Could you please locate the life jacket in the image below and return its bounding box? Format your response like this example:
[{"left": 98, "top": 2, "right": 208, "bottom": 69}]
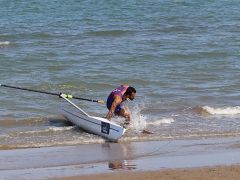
[
  {"left": 111, "top": 85, "right": 128, "bottom": 96},
  {"left": 106, "top": 85, "right": 129, "bottom": 110}
]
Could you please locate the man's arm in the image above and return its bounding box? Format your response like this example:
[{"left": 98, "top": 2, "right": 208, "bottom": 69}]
[{"left": 106, "top": 95, "right": 122, "bottom": 120}]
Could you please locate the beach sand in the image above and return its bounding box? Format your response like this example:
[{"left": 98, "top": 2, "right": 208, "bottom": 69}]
[
  {"left": 1, "top": 136, "right": 240, "bottom": 179},
  {"left": 56, "top": 165, "right": 240, "bottom": 180}
]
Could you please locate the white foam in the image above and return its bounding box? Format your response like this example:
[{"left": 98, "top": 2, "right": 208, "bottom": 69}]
[
  {"left": 15, "top": 126, "right": 74, "bottom": 135},
  {"left": 48, "top": 126, "right": 74, "bottom": 131},
  {"left": 147, "top": 118, "right": 175, "bottom": 125},
  {"left": 202, "top": 106, "right": 240, "bottom": 115},
  {"left": 0, "top": 41, "right": 10, "bottom": 45}
]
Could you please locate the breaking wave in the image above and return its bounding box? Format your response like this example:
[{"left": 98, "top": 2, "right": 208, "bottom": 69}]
[
  {"left": 147, "top": 118, "right": 175, "bottom": 125},
  {"left": 0, "top": 41, "right": 10, "bottom": 46},
  {"left": 202, "top": 106, "right": 240, "bottom": 115}
]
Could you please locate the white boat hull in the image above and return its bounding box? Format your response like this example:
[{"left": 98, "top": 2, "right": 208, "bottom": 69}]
[
  {"left": 60, "top": 94, "right": 126, "bottom": 141},
  {"left": 62, "top": 108, "right": 126, "bottom": 141}
]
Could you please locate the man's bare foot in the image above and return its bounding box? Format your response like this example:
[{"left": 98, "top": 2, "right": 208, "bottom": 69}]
[
  {"left": 122, "top": 120, "right": 130, "bottom": 128},
  {"left": 142, "top": 129, "right": 154, "bottom": 134},
  {"left": 124, "top": 121, "right": 130, "bottom": 125}
]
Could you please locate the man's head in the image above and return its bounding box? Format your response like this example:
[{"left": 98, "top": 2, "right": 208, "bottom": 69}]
[{"left": 125, "top": 86, "right": 136, "bottom": 101}]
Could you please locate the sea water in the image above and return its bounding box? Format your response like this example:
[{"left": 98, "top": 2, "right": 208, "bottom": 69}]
[{"left": 0, "top": 0, "right": 240, "bottom": 148}]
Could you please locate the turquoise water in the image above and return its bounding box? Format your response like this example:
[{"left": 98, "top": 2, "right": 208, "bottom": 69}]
[{"left": 0, "top": 0, "right": 240, "bottom": 148}]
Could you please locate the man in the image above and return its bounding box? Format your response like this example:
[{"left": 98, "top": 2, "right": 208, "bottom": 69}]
[{"left": 106, "top": 85, "right": 136, "bottom": 125}]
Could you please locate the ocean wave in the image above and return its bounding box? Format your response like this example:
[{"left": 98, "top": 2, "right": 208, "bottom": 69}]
[
  {"left": 10, "top": 126, "right": 75, "bottom": 137},
  {"left": 0, "top": 116, "right": 70, "bottom": 127},
  {"left": 120, "top": 131, "right": 240, "bottom": 144},
  {"left": 0, "top": 117, "right": 47, "bottom": 127},
  {"left": 0, "top": 41, "right": 10, "bottom": 46},
  {"left": 147, "top": 118, "right": 175, "bottom": 125},
  {"left": 2, "top": 128, "right": 240, "bottom": 150},
  {"left": 202, "top": 106, "right": 240, "bottom": 115},
  {"left": 0, "top": 32, "right": 55, "bottom": 41},
  {"left": 0, "top": 134, "right": 105, "bottom": 150},
  {"left": 86, "top": 29, "right": 133, "bottom": 37}
]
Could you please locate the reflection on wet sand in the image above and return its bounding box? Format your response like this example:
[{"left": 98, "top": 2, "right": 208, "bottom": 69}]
[
  {"left": 109, "top": 160, "right": 137, "bottom": 170},
  {"left": 102, "top": 143, "right": 137, "bottom": 170}
]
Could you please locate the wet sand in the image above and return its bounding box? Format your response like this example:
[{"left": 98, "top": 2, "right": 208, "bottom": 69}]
[
  {"left": 1, "top": 136, "right": 240, "bottom": 179},
  {"left": 57, "top": 165, "right": 240, "bottom": 180}
]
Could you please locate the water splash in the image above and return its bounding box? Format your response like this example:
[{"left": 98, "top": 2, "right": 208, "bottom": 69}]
[{"left": 127, "top": 103, "right": 147, "bottom": 132}]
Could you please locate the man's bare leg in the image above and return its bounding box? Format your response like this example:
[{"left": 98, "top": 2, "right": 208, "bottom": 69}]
[{"left": 118, "top": 109, "right": 130, "bottom": 125}]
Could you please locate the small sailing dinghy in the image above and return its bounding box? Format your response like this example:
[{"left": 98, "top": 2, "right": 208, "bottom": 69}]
[
  {"left": 60, "top": 94, "right": 126, "bottom": 141},
  {"left": 0, "top": 84, "right": 126, "bottom": 141}
]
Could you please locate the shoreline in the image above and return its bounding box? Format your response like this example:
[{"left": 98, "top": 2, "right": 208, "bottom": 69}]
[{"left": 1, "top": 136, "right": 240, "bottom": 179}]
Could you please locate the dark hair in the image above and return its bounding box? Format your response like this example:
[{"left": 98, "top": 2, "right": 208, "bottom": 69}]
[{"left": 125, "top": 86, "right": 136, "bottom": 96}]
